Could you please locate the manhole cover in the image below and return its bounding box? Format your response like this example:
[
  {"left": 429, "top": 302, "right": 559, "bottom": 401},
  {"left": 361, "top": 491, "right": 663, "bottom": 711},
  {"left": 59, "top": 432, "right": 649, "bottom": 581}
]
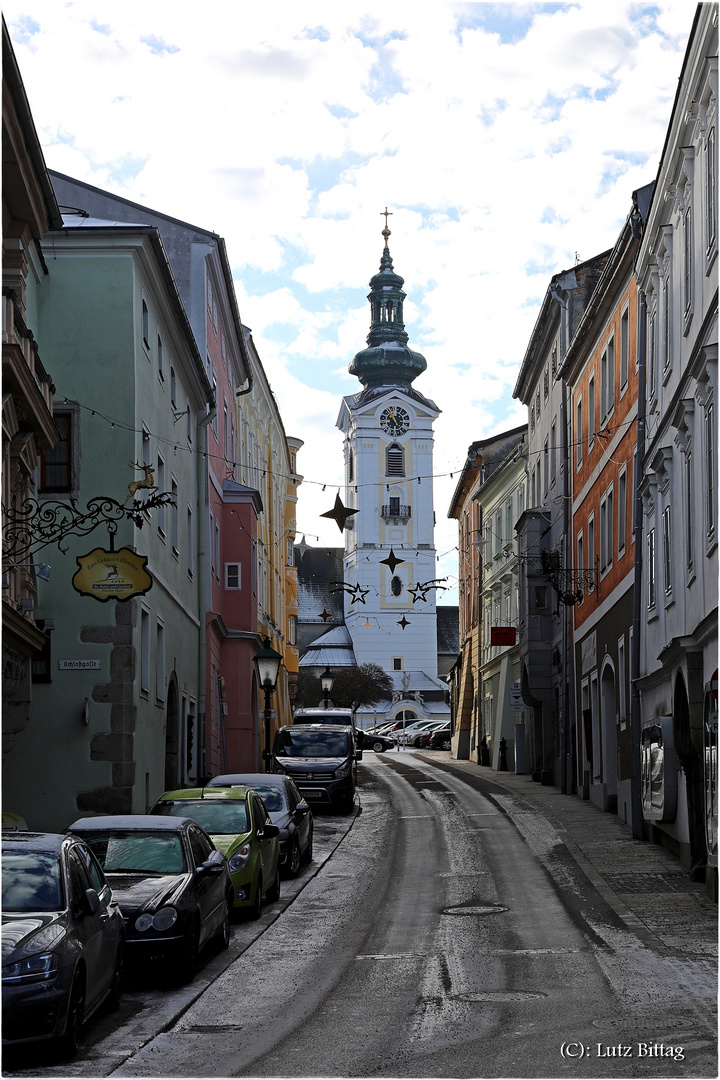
[{"left": 443, "top": 903, "right": 508, "bottom": 916}]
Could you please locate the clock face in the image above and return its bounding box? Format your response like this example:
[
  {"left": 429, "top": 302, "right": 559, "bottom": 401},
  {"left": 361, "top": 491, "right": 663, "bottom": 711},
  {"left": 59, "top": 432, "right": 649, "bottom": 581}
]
[{"left": 380, "top": 406, "right": 410, "bottom": 435}]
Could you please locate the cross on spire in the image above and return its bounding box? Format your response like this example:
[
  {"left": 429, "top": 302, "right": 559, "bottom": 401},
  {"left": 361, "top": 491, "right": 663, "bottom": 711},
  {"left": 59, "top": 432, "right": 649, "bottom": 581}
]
[{"left": 381, "top": 206, "right": 392, "bottom": 243}]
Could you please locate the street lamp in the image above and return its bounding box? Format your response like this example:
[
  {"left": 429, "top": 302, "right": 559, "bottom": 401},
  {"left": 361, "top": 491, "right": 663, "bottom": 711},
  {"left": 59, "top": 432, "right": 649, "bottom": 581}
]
[
  {"left": 253, "top": 637, "right": 283, "bottom": 767},
  {"left": 320, "top": 666, "right": 334, "bottom": 710}
]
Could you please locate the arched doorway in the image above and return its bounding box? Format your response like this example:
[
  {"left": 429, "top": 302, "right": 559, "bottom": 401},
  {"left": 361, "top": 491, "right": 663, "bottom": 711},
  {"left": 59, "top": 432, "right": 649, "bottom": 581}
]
[
  {"left": 674, "top": 670, "right": 706, "bottom": 873},
  {"left": 600, "top": 660, "right": 618, "bottom": 811},
  {"left": 165, "top": 677, "right": 180, "bottom": 792}
]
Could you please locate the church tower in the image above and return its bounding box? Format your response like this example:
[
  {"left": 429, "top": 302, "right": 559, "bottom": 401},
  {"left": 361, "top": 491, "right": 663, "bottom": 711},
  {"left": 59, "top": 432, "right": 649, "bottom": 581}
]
[{"left": 336, "top": 213, "right": 442, "bottom": 690}]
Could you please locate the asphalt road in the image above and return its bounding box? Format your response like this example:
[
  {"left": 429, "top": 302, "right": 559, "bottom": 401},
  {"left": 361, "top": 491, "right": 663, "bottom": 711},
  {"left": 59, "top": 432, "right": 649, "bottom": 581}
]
[{"left": 6, "top": 753, "right": 717, "bottom": 1078}]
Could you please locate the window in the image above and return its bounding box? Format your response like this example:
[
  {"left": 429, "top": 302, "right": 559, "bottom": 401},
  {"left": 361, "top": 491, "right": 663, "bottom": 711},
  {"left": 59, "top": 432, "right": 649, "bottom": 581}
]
[
  {"left": 617, "top": 467, "right": 627, "bottom": 556},
  {"left": 170, "top": 367, "right": 176, "bottom": 407},
  {"left": 530, "top": 403, "right": 535, "bottom": 432},
  {"left": 187, "top": 400, "right": 193, "bottom": 444},
  {"left": 171, "top": 477, "right": 179, "bottom": 553},
  {"left": 683, "top": 205, "right": 693, "bottom": 320},
  {"left": 225, "top": 563, "right": 241, "bottom": 589},
  {"left": 632, "top": 446, "right": 638, "bottom": 539},
  {"left": 157, "top": 454, "right": 166, "bottom": 535},
  {"left": 288, "top": 615, "right": 296, "bottom": 646},
  {"left": 576, "top": 397, "right": 583, "bottom": 468},
  {"left": 577, "top": 531, "right": 584, "bottom": 604},
  {"left": 140, "top": 608, "right": 150, "bottom": 694},
  {"left": 707, "top": 124, "right": 716, "bottom": 255},
  {"left": 156, "top": 620, "right": 165, "bottom": 702},
  {"left": 648, "top": 308, "right": 657, "bottom": 400},
  {"left": 618, "top": 636, "right": 626, "bottom": 730},
  {"left": 588, "top": 377, "right": 595, "bottom": 449},
  {"left": 550, "top": 419, "right": 557, "bottom": 486},
  {"left": 157, "top": 335, "right": 164, "bottom": 381},
  {"left": 662, "top": 505, "right": 672, "bottom": 596},
  {"left": 600, "top": 486, "right": 614, "bottom": 574},
  {"left": 647, "top": 529, "right": 656, "bottom": 609},
  {"left": 187, "top": 506, "right": 194, "bottom": 576},
  {"left": 706, "top": 402, "right": 715, "bottom": 541},
  {"left": 348, "top": 451, "right": 354, "bottom": 482},
  {"left": 620, "top": 308, "right": 629, "bottom": 390},
  {"left": 662, "top": 277, "right": 671, "bottom": 375},
  {"left": 588, "top": 513, "right": 595, "bottom": 574},
  {"left": 495, "top": 509, "right": 502, "bottom": 552},
  {"left": 223, "top": 399, "right": 229, "bottom": 461},
  {"left": 391, "top": 575, "right": 403, "bottom": 596},
  {"left": 543, "top": 437, "right": 549, "bottom": 497},
  {"left": 535, "top": 388, "right": 541, "bottom": 420},
  {"left": 142, "top": 299, "right": 149, "bottom": 349},
  {"left": 505, "top": 498, "right": 513, "bottom": 543},
  {"left": 41, "top": 410, "right": 72, "bottom": 491},
  {"left": 209, "top": 509, "right": 215, "bottom": 576},
  {"left": 386, "top": 444, "right": 404, "bottom": 476},
  {"left": 601, "top": 337, "right": 614, "bottom": 421},
  {"left": 389, "top": 496, "right": 400, "bottom": 515},
  {"left": 543, "top": 364, "right": 549, "bottom": 401},
  {"left": 392, "top": 657, "right": 403, "bottom": 671},
  {"left": 685, "top": 446, "right": 693, "bottom": 571},
  {"left": 215, "top": 521, "right": 221, "bottom": 582},
  {"left": 287, "top": 538, "right": 294, "bottom": 566},
  {"left": 212, "top": 374, "right": 218, "bottom": 437}
]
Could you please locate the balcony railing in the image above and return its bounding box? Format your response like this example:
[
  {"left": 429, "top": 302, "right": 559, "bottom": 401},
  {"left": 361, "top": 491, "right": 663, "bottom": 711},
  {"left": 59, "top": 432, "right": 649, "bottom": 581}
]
[{"left": 381, "top": 504, "right": 411, "bottom": 521}]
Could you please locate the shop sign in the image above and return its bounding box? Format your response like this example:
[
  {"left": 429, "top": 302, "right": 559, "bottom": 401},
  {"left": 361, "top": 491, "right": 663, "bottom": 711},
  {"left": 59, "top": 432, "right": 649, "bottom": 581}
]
[
  {"left": 72, "top": 547, "right": 152, "bottom": 602},
  {"left": 491, "top": 626, "right": 516, "bottom": 646}
]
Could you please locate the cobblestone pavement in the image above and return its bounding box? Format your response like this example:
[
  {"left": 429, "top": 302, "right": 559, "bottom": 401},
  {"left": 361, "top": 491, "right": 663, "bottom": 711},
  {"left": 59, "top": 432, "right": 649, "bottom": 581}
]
[{"left": 417, "top": 751, "right": 718, "bottom": 960}]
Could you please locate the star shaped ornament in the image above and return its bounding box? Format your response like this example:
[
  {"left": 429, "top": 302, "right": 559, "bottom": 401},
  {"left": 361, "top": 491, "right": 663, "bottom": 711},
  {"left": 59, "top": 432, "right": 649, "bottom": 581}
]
[
  {"left": 397, "top": 615, "right": 411, "bottom": 630},
  {"left": 320, "top": 494, "right": 359, "bottom": 532},
  {"left": 318, "top": 609, "right": 332, "bottom": 622},
  {"left": 380, "top": 548, "right": 404, "bottom": 573}
]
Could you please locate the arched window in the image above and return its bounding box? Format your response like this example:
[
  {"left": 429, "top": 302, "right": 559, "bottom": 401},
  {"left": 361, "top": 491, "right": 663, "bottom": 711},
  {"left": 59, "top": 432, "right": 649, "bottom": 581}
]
[{"left": 386, "top": 444, "right": 404, "bottom": 476}]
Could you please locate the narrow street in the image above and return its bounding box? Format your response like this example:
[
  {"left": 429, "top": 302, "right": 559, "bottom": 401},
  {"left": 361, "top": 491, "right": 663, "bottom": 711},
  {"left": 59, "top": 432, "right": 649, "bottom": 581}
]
[{"left": 6, "top": 755, "right": 717, "bottom": 1079}]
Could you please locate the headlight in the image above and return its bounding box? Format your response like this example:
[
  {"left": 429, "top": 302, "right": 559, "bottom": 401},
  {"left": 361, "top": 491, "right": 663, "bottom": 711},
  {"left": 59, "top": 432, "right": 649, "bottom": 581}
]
[
  {"left": 334, "top": 763, "right": 350, "bottom": 779},
  {"left": 229, "top": 842, "right": 252, "bottom": 872},
  {"left": 135, "top": 907, "right": 178, "bottom": 932},
  {"left": 2, "top": 953, "right": 59, "bottom": 985}
]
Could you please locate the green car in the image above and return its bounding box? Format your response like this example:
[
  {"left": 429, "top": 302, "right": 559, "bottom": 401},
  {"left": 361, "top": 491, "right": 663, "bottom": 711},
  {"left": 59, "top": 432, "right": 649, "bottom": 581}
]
[{"left": 150, "top": 787, "right": 280, "bottom": 918}]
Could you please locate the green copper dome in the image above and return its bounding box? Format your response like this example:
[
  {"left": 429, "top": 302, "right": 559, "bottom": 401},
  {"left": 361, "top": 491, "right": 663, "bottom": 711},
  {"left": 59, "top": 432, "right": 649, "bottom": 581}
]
[{"left": 348, "top": 217, "right": 427, "bottom": 389}]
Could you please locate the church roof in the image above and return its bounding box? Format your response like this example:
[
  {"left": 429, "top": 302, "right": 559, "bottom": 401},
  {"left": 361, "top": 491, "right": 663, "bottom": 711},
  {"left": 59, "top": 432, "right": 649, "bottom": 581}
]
[
  {"left": 348, "top": 218, "right": 427, "bottom": 390},
  {"left": 299, "top": 625, "right": 357, "bottom": 668},
  {"left": 436, "top": 606, "right": 460, "bottom": 656},
  {"left": 345, "top": 383, "right": 439, "bottom": 413},
  {"left": 295, "top": 545, "right": 345, "bottom": 623}
]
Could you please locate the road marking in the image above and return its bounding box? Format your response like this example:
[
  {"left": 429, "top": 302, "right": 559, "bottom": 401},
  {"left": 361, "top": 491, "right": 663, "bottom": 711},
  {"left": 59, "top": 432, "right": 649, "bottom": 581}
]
[
  {"left": 356, "top": 953, "right": 427, "bottom": 960},
  {"left": 399, "top": 814, "right": 432, "bottom": 818}
]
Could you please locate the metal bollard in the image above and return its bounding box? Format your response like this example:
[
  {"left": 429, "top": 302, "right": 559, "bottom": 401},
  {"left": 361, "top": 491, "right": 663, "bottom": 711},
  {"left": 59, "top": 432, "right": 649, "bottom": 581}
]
[{"left": 499, "top": 737, "right": 508, "bottom": 771}]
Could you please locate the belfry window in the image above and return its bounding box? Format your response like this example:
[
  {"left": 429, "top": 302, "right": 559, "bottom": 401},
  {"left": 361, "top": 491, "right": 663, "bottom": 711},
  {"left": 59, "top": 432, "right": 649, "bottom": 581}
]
[{"left": 387, "top": 444, "right": 404, "bottom": 476}]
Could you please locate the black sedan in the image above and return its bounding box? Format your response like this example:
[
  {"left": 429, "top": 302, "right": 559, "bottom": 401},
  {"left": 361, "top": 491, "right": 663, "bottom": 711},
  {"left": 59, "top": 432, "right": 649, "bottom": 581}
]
[
  {"left": 359, "top": 731, "right": 396, "bottom": 753},
  {"left": 207, "top": 774, "right": 313, "bottom": 878},
  {"left": 2, "top": 831, "right": 124, "bottom": 1057},
  {"left": 66, "top": 815, "right": 232, "bottom": 983}
]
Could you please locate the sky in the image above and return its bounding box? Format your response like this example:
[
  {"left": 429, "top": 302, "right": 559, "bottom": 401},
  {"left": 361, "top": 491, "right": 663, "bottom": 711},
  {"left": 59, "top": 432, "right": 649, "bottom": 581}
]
[{"left": 4, "top": 1, "right": 696, "bottom": 604}]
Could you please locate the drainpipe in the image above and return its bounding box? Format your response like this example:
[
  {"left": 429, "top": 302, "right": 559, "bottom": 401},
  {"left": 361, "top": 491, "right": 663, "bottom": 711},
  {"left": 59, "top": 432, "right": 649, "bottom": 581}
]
[
  {"left": 630, "top": 291, "right": 647, "bottom": 839},
  {"left": 550, "top": 281, "right": 573, "bottom": 795},
  {"left": 197, "top": 407, "right": 217, "bottom": 781}
]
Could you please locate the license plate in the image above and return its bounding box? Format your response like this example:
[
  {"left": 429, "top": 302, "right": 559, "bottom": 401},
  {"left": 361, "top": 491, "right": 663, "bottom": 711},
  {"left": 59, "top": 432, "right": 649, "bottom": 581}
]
[{"left": 302, "top": 789, "right": 327, "bottom": 799}]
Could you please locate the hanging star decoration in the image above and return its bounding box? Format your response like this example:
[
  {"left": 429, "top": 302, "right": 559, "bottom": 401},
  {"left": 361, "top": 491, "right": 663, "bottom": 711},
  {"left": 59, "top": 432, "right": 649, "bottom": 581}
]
[
  {"left": 397, "top": 615, "right": 411, "bottom": 630},
  {"left": 320, "top": 494, "right": 358, "bottom": 532},
  {"left": 318, "top": 609, "right": 333, "bottom": 622},
  {"left": 330, "top": 581, "right": 371, "bottom": 605},
  {"left": 362, "top": 618, "right": 373, "bottom": 630},
  {"left": 408, "top": 578, "right": 449, "bottom": 604},
  {"left": 380, "top": 548, "right": 405, "bottom": 573}
]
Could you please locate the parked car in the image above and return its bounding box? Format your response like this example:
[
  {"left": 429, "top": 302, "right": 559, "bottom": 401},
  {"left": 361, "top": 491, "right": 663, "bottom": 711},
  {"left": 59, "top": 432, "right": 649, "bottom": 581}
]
[
  {"left": 206, "top": 774, "right": 312, "bottom": 878},
  {"left": 428, "top": 726, "right": 452, "bottom": 751},
  {"left": 150, "top": 788, "right": 280, "bottom": 918},
  {"left": 273, "top": 724, "right": 359, "bottom": 812},
  {"left": 397, "top": 720, "right": 447, "bottom": 745},
  {"left": 66, "top": 815, "right": 231, "bottom": 982},
  {"left": 407, "top": 721, "right": 450, "bottom": 747},
  {"left": 2, "top": 831, "right": 124, "bottom": 1057},
  {"left": 361, "top": 731, "right": 396, "bottom": 753}
]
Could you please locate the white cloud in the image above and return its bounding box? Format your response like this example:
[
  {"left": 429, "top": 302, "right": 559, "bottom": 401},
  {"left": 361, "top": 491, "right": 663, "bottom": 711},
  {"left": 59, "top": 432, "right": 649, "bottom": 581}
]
[{"left": 3, "top": 0, "right": 695, "bottom": 599}]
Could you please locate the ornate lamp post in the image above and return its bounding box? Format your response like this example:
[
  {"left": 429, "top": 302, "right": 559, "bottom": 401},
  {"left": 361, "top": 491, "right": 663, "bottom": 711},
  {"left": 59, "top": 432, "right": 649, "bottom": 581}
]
[
  {"left": 253, "top": 638, "right": 283, "bottom": 767},
  {"left": 320, "top": 666, "right": 334, "bottom": 710}
]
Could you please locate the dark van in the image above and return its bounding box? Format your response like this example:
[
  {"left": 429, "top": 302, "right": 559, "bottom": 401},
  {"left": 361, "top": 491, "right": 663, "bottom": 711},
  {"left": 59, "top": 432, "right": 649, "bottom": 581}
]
[{"left": 272, "top": 724, "right": 360, "bottom": 813}]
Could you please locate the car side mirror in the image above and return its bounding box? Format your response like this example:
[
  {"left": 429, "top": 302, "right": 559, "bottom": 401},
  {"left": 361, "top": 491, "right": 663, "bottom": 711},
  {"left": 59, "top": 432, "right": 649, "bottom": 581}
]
[
  {"left": 261, "top": 823, "right": 280, "bottom": 839},
  {"left": 355, "top": 750, "right": 363, "bottom": 761},
  {"left": 356, "top": 731, "right": 365, "bottom": 749},
  {"left": 81, "top": 887, "right": 100, "bottom": 917},
  {"left": 295, "top": 800, "right": 310, "bottom": 816},
  {"left": 198, "top": 849, "right": 226, "bottom": 875}
]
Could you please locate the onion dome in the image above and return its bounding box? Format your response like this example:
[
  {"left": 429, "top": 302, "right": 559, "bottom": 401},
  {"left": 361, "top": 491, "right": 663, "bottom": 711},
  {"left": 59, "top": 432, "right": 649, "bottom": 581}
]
[{"left": 348, "top": 210, "right": 427, "bottom": 389}]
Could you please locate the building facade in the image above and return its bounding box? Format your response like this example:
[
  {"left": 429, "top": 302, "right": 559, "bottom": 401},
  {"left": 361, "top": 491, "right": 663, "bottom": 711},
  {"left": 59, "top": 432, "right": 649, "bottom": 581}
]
[{"left": 635, "top": 3, "right": 718, "bottom": 880}]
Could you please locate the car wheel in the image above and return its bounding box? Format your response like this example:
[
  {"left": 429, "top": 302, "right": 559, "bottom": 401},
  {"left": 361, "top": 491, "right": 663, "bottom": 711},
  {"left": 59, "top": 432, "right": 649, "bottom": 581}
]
[
  {"left": 57, "top": 969, "right": 85, "bottom": 1058},
  {"left": 249, "top": 875, "right": 263, "bottom": 920},
  {"left": 302, "top": 824, "right": 314, "bottom": 864},
  {"left": 287, "top": 838, "right": 301, "bottom": 877},
  {"left": 441, "top": 737, "right": 451, "bottom": 751},
  {"left": 216, "top": 898, "right": 231, "bottom": 951},
  {"left": 372, "top": 740, "right": 385, "bottom": 752},
  {"left": 177, "top": 918, "right": 200, "bottom": 983},
  {"left": 107, "top": 944, "right": 123, "bottom": 1012},
  {"left": 267, "top": 865, "right": 281, "bottom": 902}
]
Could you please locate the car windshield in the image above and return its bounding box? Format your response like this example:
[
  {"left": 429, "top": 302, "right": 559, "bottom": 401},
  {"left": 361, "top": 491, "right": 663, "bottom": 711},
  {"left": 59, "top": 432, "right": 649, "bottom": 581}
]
[
  {"left": 276, "top": 730, "right": 349, "bottom": 758},
  {"left": 2, "top": 850, "right": 63, "bottom": 912},
  {"left": 82, "top": 832, "right": 186, "bottom": 874},
  {"left": 153, "top": 800, "right": 249, "bottom": 835},
  {"left": 244, "top": 786, "right": 286, "bottom": 812}
]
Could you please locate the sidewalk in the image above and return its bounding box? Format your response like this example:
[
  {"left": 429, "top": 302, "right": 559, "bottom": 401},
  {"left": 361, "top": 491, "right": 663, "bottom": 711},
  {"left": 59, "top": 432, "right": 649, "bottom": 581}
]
[{"left": 418, "top": 751, "right": 718, "bottom": 959}]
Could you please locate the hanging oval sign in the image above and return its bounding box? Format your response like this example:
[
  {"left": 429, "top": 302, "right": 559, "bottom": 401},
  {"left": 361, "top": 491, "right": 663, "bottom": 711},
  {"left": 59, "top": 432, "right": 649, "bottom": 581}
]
[{"left": 72, "top": 547, "right": 153, "bottom": 602}]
